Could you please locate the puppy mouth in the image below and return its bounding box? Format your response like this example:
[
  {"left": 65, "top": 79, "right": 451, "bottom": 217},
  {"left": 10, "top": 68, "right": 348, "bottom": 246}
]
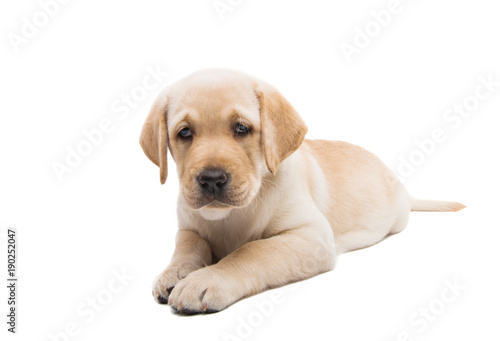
[
  {"left": 196, "top": 191, "right": 247, "bottom": 209},
  {"left": 183, "top": 185, "right": 253, "bottom": 210},
  {"left": 201, "top": 200, "right": 233, "bottom": 209},
  {"left": 197, "top": 200, "right": 236, "bottom": 221}
]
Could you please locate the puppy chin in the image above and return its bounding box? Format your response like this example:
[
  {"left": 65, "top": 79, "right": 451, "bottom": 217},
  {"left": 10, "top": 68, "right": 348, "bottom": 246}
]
[{"left": 198, "top": 205, "right": 233, "bottom": 221}]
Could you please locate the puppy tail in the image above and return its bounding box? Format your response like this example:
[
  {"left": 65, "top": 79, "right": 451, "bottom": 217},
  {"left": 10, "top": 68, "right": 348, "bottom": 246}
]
[{"left": 410, "top": 198, "right": 466, "bottom": 212}]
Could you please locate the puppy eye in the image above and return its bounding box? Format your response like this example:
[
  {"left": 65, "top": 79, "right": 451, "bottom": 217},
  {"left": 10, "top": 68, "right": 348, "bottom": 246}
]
[
  {"left": 235, "top": 123, "right": 250, "bottom": 135},
  {"left": 178, "top": 127, "right": 192, "bottom": 138}
]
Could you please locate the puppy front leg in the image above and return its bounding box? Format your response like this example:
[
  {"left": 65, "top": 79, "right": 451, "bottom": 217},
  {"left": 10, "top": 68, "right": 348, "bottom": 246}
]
[
  {"left": 168, "top": 227, "right": 336, "bottom": 313},
  {"left": 152, "top": 230, "right": 212, "bottom": 304}
]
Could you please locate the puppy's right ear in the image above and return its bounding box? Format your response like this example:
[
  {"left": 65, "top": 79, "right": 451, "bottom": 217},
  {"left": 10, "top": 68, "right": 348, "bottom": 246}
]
[{"left": 139, "top": 88, "right": 169, "bottom": 184}]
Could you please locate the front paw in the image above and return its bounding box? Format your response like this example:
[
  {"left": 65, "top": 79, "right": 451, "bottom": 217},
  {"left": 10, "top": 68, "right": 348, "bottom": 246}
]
[
  {"left": 168, "top": 267, "right": 237, "bottom": 314},
  {"left": 152, "top": 262, "right": 200, "bottom": 304}
]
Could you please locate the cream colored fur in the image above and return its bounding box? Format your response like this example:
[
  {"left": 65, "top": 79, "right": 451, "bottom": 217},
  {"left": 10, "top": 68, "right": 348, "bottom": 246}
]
[{"left": 139, "top": 69, "right": 465, "bottom": 313}]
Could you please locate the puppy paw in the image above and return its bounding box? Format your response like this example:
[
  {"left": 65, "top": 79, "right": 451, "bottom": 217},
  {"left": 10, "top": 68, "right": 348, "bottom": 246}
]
[
  {"left": 168, "top": 267, "right": 237, "bottom": 314},
  {"left": 152, "top": 262, "right": 201, "bottom": 304}
]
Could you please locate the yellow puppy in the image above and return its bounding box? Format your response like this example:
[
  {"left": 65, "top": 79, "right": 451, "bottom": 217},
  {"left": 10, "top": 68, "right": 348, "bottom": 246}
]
[{"left": 140, "top": 69, "right": 465, "bottom": 313}]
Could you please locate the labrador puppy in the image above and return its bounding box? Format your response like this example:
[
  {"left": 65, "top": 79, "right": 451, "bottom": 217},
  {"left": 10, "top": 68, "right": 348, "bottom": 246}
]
[{"left": 140, "top": 69, "right": 465, "bottom": 314}]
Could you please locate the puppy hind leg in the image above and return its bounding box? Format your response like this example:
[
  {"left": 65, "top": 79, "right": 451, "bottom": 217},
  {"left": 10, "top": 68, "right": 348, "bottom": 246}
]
[
  {"left": 389, "top": 209, "right": 411, "bottom": 235},
  {"left": 334, "top": 228, "right": 390, "bottom": 254}
]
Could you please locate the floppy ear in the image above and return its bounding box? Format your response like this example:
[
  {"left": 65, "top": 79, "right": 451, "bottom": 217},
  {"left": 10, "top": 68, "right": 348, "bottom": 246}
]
[
  {"left": 139, "top": 89, "right": 169, "bottom": 184},
  {"left": 255, "top": 83, "right": 308, "bottom": 174}
]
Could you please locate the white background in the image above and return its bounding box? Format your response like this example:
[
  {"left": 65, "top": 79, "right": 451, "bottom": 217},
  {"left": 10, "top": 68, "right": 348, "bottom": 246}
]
[{"left": 1, "top": 0, "right": 499, "bottom": 340}]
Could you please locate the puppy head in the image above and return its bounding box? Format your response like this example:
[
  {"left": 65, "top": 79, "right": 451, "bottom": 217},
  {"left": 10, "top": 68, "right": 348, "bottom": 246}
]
[{"left": 140, "top": 69, "right": 307, "bottom": 220}]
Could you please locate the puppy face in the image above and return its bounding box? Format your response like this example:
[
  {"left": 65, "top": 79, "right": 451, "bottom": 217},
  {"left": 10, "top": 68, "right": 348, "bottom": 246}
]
[
  {"left": 140, "top": 69, "right": 307, "bottom": 220},
  {"left": 168, "top": 72, "right": 264, "bottom": 215}
]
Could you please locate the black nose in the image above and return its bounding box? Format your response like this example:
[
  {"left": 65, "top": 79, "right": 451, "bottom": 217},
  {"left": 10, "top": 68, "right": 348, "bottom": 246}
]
[{"left": 198, "top": 169, "right": 229, "bottom": 196}]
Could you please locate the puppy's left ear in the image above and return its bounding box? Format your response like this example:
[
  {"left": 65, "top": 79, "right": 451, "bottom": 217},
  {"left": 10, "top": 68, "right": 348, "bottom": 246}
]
[
  {"left": 139, "top": 88, "right": 169, "bottom": 184},
  {"left": 255, "top": 82, "right": 308, "bottom": 174}
]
